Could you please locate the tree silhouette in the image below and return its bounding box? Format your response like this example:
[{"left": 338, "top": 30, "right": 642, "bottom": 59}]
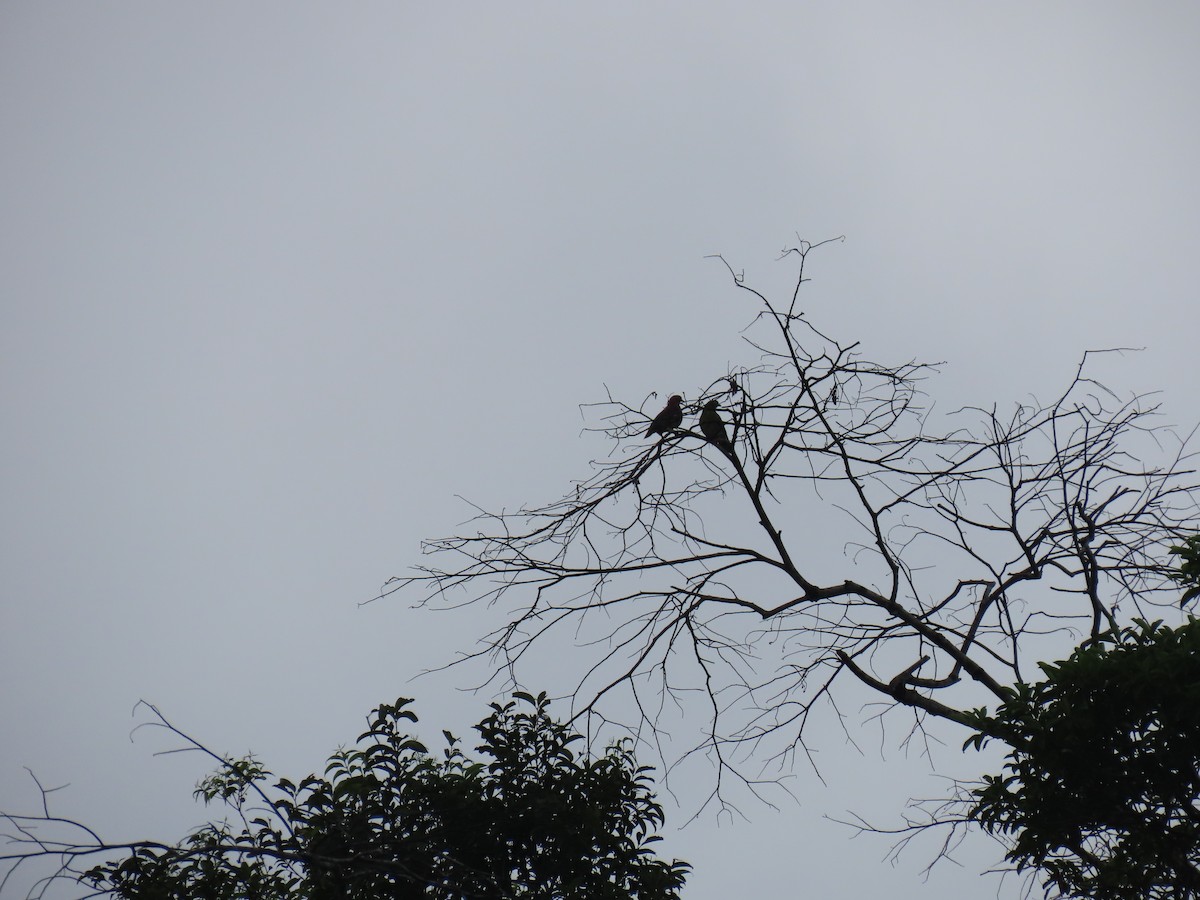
[
  {"left": 1, "top": 694, "right": 688, "bottom": 900},
  {"left": 387, "top": 238, "right": 1197, "bottom": 814},
  {"left": 967, "top": 616, "right": 1200, "bottom": 898}
]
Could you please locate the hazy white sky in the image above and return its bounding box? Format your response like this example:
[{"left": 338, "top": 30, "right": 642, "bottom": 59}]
[{"left": 3, "top": 4, "right": 1199, "bottom": 898}]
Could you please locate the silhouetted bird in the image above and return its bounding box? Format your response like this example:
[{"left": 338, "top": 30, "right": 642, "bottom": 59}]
[
  {"left": 645, "top": 395, "right": 684, "bottom": 437},
  {"left": 699, "top": 399, "right": 734, "bottom": 455}
]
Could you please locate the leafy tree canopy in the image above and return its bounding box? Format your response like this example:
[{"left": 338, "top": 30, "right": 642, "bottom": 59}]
[
  {"left": 967, "top": 615, "right": 1200, "bottom": 899},
  {"left": 2, "top": 693, "right": 689, "bottom": 900}
]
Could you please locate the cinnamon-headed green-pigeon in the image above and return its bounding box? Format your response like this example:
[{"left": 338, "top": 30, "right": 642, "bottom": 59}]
[
  {"left": 645, "top": 395, "right": 684, "bottom": 437},
  {"left": 699, "top": 399, "right": 733, "bottom": 455}
]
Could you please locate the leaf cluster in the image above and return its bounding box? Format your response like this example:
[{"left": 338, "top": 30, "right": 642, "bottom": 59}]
[
  {"left": 966, "top": 618, "right": 1200, "bottom": 899},
  {"left": 81, "top": 693, "right": 688, "bottom": 900},
  {"left": 1170, "top": 535, "right": 1200, "bottom": 606}
]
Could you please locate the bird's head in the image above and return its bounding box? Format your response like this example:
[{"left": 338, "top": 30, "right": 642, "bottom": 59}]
[{"left": 668, "top": 395, "right": 683, "bottom": 406}]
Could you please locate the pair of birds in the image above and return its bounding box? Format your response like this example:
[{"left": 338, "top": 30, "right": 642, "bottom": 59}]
[{"left": 645, "top": 394, "right": 734, "bottom": 455}]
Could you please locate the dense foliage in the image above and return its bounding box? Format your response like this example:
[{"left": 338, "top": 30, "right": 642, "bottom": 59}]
[
  {"left": 4, "top": 693, "right": 688, "bottom": 900},
  {"left": 966, "top": 618, "right": 1200, "bottom": 899}
]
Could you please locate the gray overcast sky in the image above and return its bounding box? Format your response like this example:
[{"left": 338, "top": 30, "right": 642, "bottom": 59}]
[{"left": 3, "top": 4, "right": 1199, "bottom": 898}]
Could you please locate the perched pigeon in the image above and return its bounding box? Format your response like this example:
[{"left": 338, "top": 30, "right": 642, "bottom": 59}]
[
  {"left": 645, "top": 395, "right": 684, "bottom": 437},
  {"left": 699, "top": 399, "right": 733, "bottom": 455}
]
